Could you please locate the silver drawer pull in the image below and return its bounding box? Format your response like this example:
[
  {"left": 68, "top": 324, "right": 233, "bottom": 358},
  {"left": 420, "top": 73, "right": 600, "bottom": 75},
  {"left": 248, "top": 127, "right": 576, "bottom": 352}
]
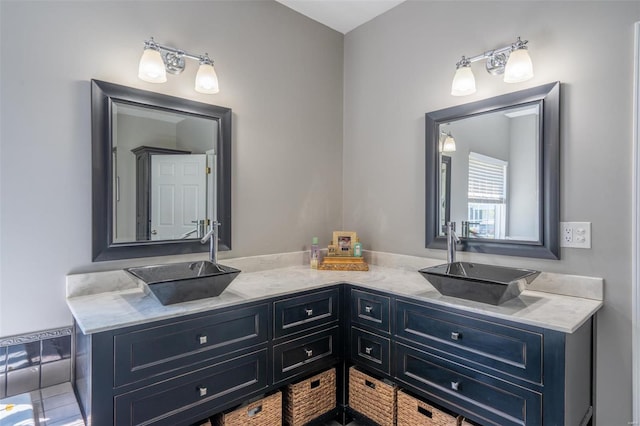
[
  {"left": 198, "top": 386, "right": 208, "bottom": 397},
  {"left": 365, "top": 347, "right": 373, "bottom": 355},
  {"left": 305, "top": 348, "right": 313, "bottom": 357},
  {"left": 364, "top": 305, "right": 373, "bottom": 313},
  {"left": 451, "top": 381, "right": 460, "bottom": 391},
  {"left": 199, "top": 335, "right": 208, "bottom": 345},
  {"left": 305, "top": 308, "right": 313, "bottom": 316},
  {"left": 450, "top": 332, "right": 460, "bottom": 341}
]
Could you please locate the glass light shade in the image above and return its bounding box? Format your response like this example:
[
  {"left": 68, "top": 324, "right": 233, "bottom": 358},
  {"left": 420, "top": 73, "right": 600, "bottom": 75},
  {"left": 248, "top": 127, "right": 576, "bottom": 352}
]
[
  {"left": 138, "top": 48, "right": 167, "bottom": 83},
  {"left": 195, "top": 63, "right": 219, "bottom": 94},
  {"left": 451, "top": 66, "right": 476, "bottom": 96},
  {"left": 504, "top": 49, "right": 534, "bottom": 83},
  {"left": 442, "top": 135, "right": 456, "bottom": 152}
]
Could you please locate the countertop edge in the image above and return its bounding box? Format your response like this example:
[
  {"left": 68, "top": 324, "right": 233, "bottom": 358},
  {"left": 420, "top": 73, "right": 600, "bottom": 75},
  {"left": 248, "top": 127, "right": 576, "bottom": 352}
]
[{"left": 67, "top": 266, "right": 603, "bottom": 335}]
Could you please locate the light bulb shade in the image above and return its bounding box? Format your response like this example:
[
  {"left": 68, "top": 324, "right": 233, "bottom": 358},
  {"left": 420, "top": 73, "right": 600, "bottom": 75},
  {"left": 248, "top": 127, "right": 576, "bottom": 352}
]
[
  {"left": 442, "top": 135, "right": 456, "bottom": 152},
  {"left": 504, "top": 48, "right": 533, "bottom": 83},
  {"left": 451, "top": 66, "right": 476, "bottom": 96},
  {"left": 195, "top": 63, "right": 219, "bottom": 94},
  {"left": 138, "top": 48, "right": 167, "bottom": 83}
]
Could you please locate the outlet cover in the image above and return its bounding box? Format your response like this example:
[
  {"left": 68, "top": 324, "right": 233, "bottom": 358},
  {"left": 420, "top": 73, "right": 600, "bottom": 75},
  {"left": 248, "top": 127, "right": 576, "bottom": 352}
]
[{"left": 560, "top": 222, "right": 591, "bottom": 248}]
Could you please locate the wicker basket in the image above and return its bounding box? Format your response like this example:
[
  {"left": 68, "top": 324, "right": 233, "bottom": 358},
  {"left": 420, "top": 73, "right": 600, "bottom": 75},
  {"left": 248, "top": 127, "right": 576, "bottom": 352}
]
[
  {"left": 284, "top": 368, "right": 336, "bottom": 426},
  {"left": 213, "top": 391, "right": 282, "bottom": 426},
  {"left": 349, "top": 367, "right": 397, "bottom": 426},
  {"left": 397, "top": 389, "right": 459, "bottom": 426}
]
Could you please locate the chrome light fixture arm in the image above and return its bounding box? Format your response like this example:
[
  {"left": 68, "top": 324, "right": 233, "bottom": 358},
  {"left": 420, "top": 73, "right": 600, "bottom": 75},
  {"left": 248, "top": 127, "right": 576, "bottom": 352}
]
[
  {"left": 451, "top": 37, "right": 532, "bottom": 96},
  {"left": 143, "top": 37, "right": 213, "bottom": 74},
  {"left": 139, "top": 37, "right": 220, "bottom": 94}
]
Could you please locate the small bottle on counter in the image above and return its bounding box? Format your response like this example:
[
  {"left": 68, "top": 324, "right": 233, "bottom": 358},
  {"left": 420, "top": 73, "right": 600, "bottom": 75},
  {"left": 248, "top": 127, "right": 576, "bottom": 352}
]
[
  {"left": 310, "top": 237, "right": 320, "bottom": 269},
  {"left": 353, "top": 241, "right": 362, "bottom": 257}
]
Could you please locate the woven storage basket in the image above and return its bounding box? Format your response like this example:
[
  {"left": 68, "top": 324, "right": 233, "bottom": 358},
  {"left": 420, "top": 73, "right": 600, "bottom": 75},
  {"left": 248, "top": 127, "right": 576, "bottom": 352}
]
[
  {"left": 349, "top": 367, "right": 397, "bottom": 426},
  {"left": 397, "top": 389, "right": 459, "bottom": 426},
  {"left": 284, "top": 368, "right": 336, "bottom": 426},
  {"left": 213, "top": 391, "right": 282, "bottom": 426}
]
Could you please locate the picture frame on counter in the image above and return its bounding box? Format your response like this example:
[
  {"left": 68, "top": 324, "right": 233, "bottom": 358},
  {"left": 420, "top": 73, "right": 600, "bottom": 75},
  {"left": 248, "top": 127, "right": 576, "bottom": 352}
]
[{"left": 331, "top": 231, "right": 357, "bottom": 257}]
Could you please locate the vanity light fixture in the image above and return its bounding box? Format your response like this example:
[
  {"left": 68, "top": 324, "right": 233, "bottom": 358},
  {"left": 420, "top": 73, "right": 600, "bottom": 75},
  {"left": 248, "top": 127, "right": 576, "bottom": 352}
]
[
  {"left": 451, "top": 37, "right": 533, "bottom": 96},
  {"left": 138, "top": 37, "right": 220, "bottom": 94},
  {"left": 440, "top": 131, "right": 457, "bottom": 152}
]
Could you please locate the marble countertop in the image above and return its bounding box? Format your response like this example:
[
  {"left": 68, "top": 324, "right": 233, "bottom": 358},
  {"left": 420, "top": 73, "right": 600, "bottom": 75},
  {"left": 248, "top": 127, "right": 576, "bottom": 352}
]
[{"left": 67, "top": 252, "right": 603, "bottom": 335}]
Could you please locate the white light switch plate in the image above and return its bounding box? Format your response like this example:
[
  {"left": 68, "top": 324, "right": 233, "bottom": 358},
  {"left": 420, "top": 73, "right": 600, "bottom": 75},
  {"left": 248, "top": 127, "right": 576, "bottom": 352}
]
[{"left": 560, "top": 222, "right": 591, "bottom": 248}]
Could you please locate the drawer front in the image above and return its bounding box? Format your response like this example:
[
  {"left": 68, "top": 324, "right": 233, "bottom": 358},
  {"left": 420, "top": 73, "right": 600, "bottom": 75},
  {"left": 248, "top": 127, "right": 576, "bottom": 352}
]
[
  {"left": 395, "top": 343, "right": 541, "bottom": 426},
  {"left": 350, "top": 288, "right": 390, "bottom": 333},
  {"left": 114, "top": 304, "right": 268, "bottom": 387},
  {"left": 396, "top": 300, "right": 542, "bottom": 383},
  {"left": 273, "top": 326, "right": 340, "bottom": 383},
  {"left": 350, "top": 327, "right": 390, "bottom": 374},
  {"left": 274, "top": 288, "right": 339, "bottom": 338},
  {"left": 114, "top": 349, "right": 268, "bottom": 426}
]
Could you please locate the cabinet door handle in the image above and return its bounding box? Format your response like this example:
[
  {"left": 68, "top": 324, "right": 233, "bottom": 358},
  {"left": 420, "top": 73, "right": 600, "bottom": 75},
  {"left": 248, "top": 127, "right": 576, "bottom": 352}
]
[
  {"left": 305, "top": 308, "right": 313, "bottom": 316},
  {"left": 198, "top": 386, "right": 208, "bottom": 397},
  {"left": 198, "top": 335, "right": 208, "bottom": 345},
  {"left": 364, "top": 347, "right": 373, "bottom": 355},
  {"left": 305, "top": 348, "right": 313, "bottom": 357},
  {"left": 450, "top": 332, "right": 461, "bottom": 341},
  {"left": 364, "top": 305, "right": 373, "bottom": 314},
  {"left": 451, "top": 381, "right": 460, "bottom": 391}
]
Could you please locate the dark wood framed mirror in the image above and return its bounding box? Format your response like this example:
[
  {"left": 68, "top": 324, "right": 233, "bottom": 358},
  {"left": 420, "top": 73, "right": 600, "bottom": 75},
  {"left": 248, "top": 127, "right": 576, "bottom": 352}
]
[
  {"left": 91, "top": 80, "right": 232, "bottom": 261},
  {"left": 425, "top": 82, "right": 560, "bottom": 259}
]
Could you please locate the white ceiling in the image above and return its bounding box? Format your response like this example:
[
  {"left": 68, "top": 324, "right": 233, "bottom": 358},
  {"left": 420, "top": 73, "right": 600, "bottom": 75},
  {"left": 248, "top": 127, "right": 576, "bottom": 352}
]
[{"left": 275, "top": 0, "right": 406, "bottom": 34}]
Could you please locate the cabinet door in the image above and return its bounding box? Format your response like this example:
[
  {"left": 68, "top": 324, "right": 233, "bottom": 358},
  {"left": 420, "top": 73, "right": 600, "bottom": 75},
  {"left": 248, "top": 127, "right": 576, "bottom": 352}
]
[
  {"left": 396, "top": 299, "right": 542, "bottom": 384},
  {"left": 395, "top": 343, "right": 542, "bottom": 426},
  {"left": 273, "top": 326, "right": 340, "bottom": 383},
  {"left": 274, "top": 288, "right": 339, "bottom": 339},
  {"left": 350, "top": 288, "right": 391, "bottom": 333},
  {"left": 114, "top": 304, "right": 268, "bottom": 387},
  {"left": 114, "top": 349, "right": 268, "bottom": 426}
]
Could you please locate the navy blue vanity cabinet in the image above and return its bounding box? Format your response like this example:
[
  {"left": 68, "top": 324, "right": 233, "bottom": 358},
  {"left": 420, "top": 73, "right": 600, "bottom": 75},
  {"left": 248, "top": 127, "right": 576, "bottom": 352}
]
[
  {"left": 75, "top": 302, "right": 270, "bottom": 426},
  {"left": 272, "top": 287, "right": 342, "bottom": 384},
  {"left": 394, "top": 297, "right": 593, "bottom": 426},
  {"left": 348, "top": 288, "right": 392, "bottom": 375}
]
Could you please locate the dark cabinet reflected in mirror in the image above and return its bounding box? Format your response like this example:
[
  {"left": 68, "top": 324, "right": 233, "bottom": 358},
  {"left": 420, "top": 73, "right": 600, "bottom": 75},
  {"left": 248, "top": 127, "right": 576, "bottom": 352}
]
[
  {"left": 426, "top": 82, "right": 560, "bottom": 259},
  {"left": 92, "top": 80, "right": 232, "bottom": 261}
]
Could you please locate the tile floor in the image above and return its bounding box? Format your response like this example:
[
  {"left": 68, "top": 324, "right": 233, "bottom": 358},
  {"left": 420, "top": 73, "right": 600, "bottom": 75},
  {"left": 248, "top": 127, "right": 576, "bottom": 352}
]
[{"left": 0, "top": 382, "right": 83, "bottom": 426}]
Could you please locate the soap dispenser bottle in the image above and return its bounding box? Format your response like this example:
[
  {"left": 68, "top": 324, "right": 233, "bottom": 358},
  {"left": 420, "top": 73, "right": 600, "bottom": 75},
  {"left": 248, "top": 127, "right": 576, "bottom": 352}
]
[{"left": 310, "top": 237, "right": 320, "bottom": 269}]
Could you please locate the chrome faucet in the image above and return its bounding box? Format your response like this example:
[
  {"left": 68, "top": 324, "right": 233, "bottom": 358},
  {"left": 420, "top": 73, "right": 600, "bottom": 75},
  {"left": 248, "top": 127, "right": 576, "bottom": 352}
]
[
  {"left": 201, "top": 221, "right": 221, "bottom": 264},
  {"left": 446, "top": 222, "right": 460, "bottom": 264}
]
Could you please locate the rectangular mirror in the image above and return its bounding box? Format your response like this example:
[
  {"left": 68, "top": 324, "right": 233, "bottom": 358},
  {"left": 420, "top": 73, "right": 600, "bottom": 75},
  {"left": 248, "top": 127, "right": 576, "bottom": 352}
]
[
  {"left": 92, "top": 80, "right": 232, "bottom": 261},
  {"left": 426, "top": 82, "right": 560, "bottom": 259}
]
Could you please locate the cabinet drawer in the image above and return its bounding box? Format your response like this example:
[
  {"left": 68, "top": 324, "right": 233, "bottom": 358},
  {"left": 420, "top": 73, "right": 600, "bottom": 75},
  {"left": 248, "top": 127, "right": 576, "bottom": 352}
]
[
  {"left": 396, "top": 300, "right": 542, "bottom": 383},
  {"left": 114, "top": 304, "right": 268, "bottom": 387},
  {"left": 273, "top": 326, "right": 340, "bottom": 383},
  {"left": 114, "top": 349, "right": 268, "bottom": 426},
  {"left": 350, "top": 288, "right": 390, "bottom": 333},
  {"left": 351, "top": 327, "right": 390, "bottom": 374},
  {"left": 395, "top": 343, "right": 541, "bottom": 426},
  {"left": 274, "top": 288, "right": 339, "bottom": 338}
]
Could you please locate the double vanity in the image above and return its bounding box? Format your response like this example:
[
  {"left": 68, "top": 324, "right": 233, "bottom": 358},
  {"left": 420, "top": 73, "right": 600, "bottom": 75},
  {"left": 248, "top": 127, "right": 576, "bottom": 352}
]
[
  {"left": 66, "top": 252, "right": 603, "bottom": 426},
  {"left": 75, "top": 78, "right": 600, "bottom": 425}
]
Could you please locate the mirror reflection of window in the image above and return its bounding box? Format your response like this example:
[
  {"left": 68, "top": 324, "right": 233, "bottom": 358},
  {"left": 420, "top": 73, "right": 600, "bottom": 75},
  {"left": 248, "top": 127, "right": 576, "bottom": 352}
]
[
  {"left": 437, "top": 103, "right": 540, "bottom": 242},
  {"left": 468, "top": 152, "right": 507, "bottom": 239}
]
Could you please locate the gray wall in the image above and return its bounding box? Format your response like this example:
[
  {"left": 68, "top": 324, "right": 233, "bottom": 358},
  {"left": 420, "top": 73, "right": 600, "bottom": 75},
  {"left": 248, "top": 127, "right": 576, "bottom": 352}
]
[
  {"left": 0, "top": 1, "right": 343, "bottom": 334},
  {"left": 343, "top": 1, "right": 639, "bottom": 424}
]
